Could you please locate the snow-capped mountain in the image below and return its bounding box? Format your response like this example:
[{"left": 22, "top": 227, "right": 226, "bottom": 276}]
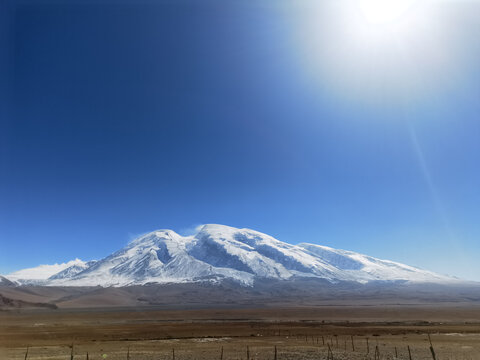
[
  {"left": 4, "top": 224, "right": 457, "bottom": 287},
  {"left": 48, "top": 260, "right": 97, "bottom": 281},
  {"left": 6, "top": 259, "right": 88, "bottom": 285}
]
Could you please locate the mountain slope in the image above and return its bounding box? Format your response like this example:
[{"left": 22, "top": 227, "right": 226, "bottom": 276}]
[
  {"left": 0, "top": 276, "right": 16, "bottom": 287},
  {"left": 4, "top": 224, "right": 457, "bottom": 287}
]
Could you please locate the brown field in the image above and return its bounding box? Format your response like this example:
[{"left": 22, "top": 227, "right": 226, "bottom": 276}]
[{"left": 1, "top": 304, "right": 480, "bottom": 360}]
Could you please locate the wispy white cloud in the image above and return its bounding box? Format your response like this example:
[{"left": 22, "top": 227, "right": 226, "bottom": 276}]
[{"left": 178, "top": 224, "right": 204, "bottom": 236}]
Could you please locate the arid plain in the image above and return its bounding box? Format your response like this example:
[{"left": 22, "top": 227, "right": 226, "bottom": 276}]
[{"left": 2, "top": 296, "right": 480, "bottom": 359}]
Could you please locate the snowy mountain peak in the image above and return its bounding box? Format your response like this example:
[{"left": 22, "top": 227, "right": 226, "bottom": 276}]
[{"left": 4, "top": 225, "right": 458, "bottom": 287}]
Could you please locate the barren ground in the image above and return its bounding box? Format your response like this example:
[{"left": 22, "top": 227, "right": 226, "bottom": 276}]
[{"left": 1, "top": 304, "right": 480, "bottom": 359}]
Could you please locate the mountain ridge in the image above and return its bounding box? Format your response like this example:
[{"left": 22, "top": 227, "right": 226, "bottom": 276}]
[{"left": 4, "top": 224, "right": 459, "bottom": 287}]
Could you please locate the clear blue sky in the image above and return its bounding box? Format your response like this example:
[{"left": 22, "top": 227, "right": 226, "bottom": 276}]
[{"left": 1, "top": 0, "right": 479, "bottom": 280}]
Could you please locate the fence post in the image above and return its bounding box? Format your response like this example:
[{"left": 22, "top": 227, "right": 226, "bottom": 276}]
[
  {"left": 24, "top": 347, "right": 29, "bottom": 360},
  {"left": 408, "top": 345, "right": 413, "bottom": 360},
  {"left": 428, "top": 334, "right": 437, "bottom": 360},
  {"left": 327, "top": 343, "right": 334, "bottom": 360},
  {"left": 351, "top": 336, "right": 355, "bottom": 352}
]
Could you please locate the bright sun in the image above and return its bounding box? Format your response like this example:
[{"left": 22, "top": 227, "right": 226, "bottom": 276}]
[
  {"left": 292, "top": 0, "right": 455, "bottom": 105},
  {"left": 359, "top": 0, "right": 417, "bottom": 24}
]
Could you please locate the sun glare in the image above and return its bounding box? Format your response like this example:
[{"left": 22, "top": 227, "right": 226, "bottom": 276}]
[
  {"left": 359, "top": 0, "right": 417, "bottom": 24},
  {"left": 290, "top": 0, "right": 458, "bottom": 106}
]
